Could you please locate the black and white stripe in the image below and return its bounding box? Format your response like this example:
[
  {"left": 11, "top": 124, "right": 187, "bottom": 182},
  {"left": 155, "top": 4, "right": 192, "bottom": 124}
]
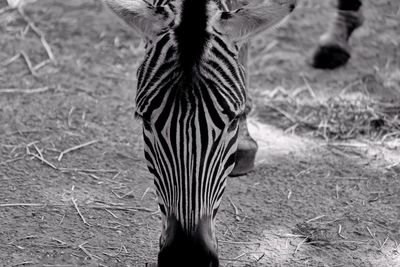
[{"left": 135, "top": 0, "right": 246, "bottom": 232}]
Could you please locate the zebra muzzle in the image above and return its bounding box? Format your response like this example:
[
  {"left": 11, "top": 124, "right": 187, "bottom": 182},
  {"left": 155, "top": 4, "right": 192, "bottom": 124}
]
[{"left": 158, "top": 215, "right": 219, "bottom": 267}]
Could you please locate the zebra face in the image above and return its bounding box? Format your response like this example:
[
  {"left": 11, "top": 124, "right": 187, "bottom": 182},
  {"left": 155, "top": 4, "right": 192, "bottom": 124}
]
[{"left": 105, "top": 0, "right": 296, "bottom": 265}]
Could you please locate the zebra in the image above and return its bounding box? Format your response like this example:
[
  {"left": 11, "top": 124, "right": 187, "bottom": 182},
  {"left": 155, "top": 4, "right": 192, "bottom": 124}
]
[
  {"left": 105, "top": 0, "right": 296, "bottom": 265},
  {"left": 231, "top": 0, "right": 364, "bottom": 176}
]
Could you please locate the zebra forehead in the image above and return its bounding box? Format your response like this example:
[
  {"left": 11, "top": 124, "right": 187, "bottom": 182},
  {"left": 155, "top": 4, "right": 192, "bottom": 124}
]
[
  {"left": 133, "top": 0, "right": 247, "bottom": 122},
  {"left": 148, "top": 0, "right": 224, "bottom": 20}
]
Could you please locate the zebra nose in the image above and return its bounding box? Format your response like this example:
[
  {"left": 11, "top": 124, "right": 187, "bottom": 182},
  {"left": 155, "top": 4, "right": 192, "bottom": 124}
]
[{"left": 158, "top": 216, "right": 219, "bottom": 267}]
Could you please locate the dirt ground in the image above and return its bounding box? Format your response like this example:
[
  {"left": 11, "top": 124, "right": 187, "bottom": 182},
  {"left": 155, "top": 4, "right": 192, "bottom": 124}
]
[{"left": 0, "top": 0, "right": 399, "bottom": 266}]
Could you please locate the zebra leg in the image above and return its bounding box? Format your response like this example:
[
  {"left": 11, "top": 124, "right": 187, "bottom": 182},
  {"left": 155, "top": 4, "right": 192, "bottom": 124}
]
[{"left": 311, "top": 0, "right": 364, "bottom": 69}]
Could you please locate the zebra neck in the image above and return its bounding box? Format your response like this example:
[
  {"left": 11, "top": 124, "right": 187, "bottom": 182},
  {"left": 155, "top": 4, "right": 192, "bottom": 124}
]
[{"left": 175, "top": 0, "right": 210, "bottom": 73}]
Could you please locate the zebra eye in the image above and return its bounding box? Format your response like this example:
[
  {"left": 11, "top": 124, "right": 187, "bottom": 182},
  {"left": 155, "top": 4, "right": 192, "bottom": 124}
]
[
  {"left": 227, "top": 116, "right": 239, "bottom": 131},
  {"left": 134, "top": 111, "right": 142, "bottom": 120},
  {"left": 135, "top": 112, "right": 153, "bottom": 129}
]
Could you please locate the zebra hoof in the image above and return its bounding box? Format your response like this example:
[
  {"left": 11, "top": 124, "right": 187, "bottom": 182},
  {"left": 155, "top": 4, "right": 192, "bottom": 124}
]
[
  {"left": 311, "top": 43, "right": 351, "bottom": 69},
  {"left": 230, "top": 137, "right": 258, "bottom": 177}
]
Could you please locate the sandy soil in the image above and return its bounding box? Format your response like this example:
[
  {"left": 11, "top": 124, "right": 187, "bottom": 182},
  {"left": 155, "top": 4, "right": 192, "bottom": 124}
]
[{"left": 0, "top": 0, "right": 399, "bottom": 266}]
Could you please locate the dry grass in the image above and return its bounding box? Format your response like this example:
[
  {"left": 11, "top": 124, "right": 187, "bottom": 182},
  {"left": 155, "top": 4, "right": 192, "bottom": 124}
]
[{"left": 260, "top": 93, "right": 400, "bottom": 141}]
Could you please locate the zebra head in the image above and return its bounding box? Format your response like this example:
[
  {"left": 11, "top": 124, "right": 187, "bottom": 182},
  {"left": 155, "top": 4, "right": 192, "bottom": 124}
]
[{"left": 105, "top": 0, "right": 296, "bottom": 266}]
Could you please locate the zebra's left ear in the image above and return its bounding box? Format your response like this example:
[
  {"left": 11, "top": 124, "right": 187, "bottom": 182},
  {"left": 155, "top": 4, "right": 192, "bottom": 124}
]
[
  {"left": 212, "top": 0, "right": 296, "bottom": 43},
  {"left": 104, "top": 0, "right": 168, "bottom": 39}
]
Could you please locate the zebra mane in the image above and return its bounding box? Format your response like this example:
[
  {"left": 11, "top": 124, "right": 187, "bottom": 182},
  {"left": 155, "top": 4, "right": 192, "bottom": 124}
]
[{"left": 175, "top": 0, "right": 210, "bottom": 74}]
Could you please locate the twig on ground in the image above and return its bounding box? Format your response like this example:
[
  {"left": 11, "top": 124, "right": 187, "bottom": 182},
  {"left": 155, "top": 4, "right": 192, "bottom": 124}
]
[
  {"left": 90, "top": 204, "right": 156, "bottom": 213},
  {"left": 112, "top": 190, "right": 133, "bottom": 199},
  {"left": 323, "top": 142, "right": 368, "bottom": 148},
  {"left": 26, "top": 140, "right": 39, "bottom": 149},
  {"left": 0, "top": 87, "right": 50, "bottom": 94},
  {"left": 232, "top": 252, "right": 247, "bottom": 261},
  {"left": 111, "top": 171, "right": 121, "bottom": 180},
  {"left": 78, "top": 241, "right": 102, "bottom": 261},
  {"left": 2, "top": 53, "right": 21, "bottom": 66},
  {"left": 58, "top": 213, "right": 66, "bottom": 226},
  {"left": 287, "top": 190, "right": 292, "bottom": 200},
  {"left": 386, "top": 162, "right": 399, "bottom": 169},
  {"left": 228, "top": 196, "right": 241, "bottom": 221},
  {"left": 102, "top": 245, "right": 124, "bottom": 257},
  {"left": 394, "top": 241, "right": 400, "bottom": 253},
  {"left": 221, "top": 222, "right": 235, "bottom": 237},
  {"left": 265, "top": 86, "right": 289, "bottom": 99},
  {"left": 67, "top": 106, "right": 75, "bottom": 128},
  {"left": 26, "top": 144, "right": 58, "bottom": 170},
  {"left": 381, "top": 131, "right": 400, "bottom": 142},
  {"left": 0, "top": 203, "right": 44, "bottom": 208},
  {"left": 255, "top": 253, "right": 265, "bottom": 262},
  {"left": 33, "top": 59, "right": 51, "bottom": 71},
  {"left": 231, "top": 251, "right": 264, "bottom": 261},
  {"left": 141, "top": 187, "right": 157, "bottom": 200},
  {"left": 270, "top": 233, "right": 305, "bottom": 239},
  {"left": 295, "top": 166, "right": 315, "bottom": 177},
  {"left": 219, "top": 240, "right": 267, "bottom": 245},
  {"left": 58, "top": 140, "right": 98, "bottom": 162},
  {"left": 20, "top": 50, "right": 38, "bottom": 76},
  {"left": 33, "top": 144, "right": 43, "bottom": 159},
  {"left": 104, "top": 209, "right": 119, "bottom": 219},
  {"left": 60, "top": 168, "right": 120, "bottom": 173},
  {"left": 306, "top": 215, "right": 326, "bottom": 223},
  {"left": 366, "top": 226, "right": 375, "bottom": 239},
  {"left": 11, "top": 261, "right": 36, "bottom": 267},
  {"left": 333, "top": 176, "right": 369, "bottom": 180},
  {"left": 293, "top": 237, "right": 308, "bottom": 255},
  {"left": 336, "top": 184, "right": 340, "bottom": 199},
  {"left": 79, "top": 172, "right": 100, "bottom": 180},
  {"left": 50, "top": 237, "right": 68, "bottom": 246},
  {"left": 301, "top": 75, "right": 317, "bottom": 99},
  {"left": 9, "top": 235, "right": 39, "bottom": 244},
  {"left": 338, "top": 224, "right": 346, "bottom": 239},
  {"left": 291, "top": 86, "right": 315, "bottom": 99},
  {"left": 20, "top": 23, "right": 30, "bottom": 37},
  {"left": 40, "top": 36, "right": 56, "bottom": 62},
  {"left": 267, "top": 104, "right": 297, "bottom": 123},
  {"left": 0, "top": 156, "right": 25, "bottom": 165},
  {"left": 71, "top": 198, "right": 91, "bottom": 226},
  {"left": 284, "top": 123, "right": 298, "bottom": 134},
  {"left": 18, "top": 7, "right": 56, "bottom": 62},
  {"left": 379, "top": 235, "right": 389, "bottom": 251}
]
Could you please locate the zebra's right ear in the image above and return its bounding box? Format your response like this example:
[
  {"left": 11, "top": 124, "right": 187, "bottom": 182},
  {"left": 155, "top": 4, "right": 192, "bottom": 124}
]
[{"left": 104, "top": 0, "right": 167, "bottom": 38}]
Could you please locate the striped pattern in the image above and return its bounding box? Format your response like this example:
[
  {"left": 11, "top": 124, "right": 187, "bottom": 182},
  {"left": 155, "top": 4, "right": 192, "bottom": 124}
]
[{"left": 135, "top": 0, "right": 246, "bottom": 232}]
